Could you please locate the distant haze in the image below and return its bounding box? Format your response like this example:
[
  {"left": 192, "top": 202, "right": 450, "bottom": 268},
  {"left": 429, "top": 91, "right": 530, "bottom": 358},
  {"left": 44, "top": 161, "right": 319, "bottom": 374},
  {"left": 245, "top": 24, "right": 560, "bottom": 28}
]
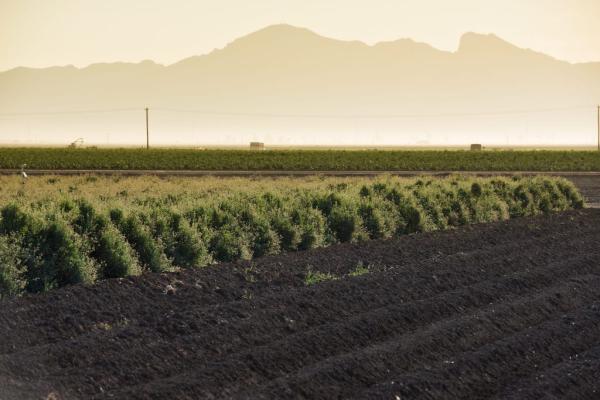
[{"left": 1, "top": 23, "right": 599, "bottom": 146}]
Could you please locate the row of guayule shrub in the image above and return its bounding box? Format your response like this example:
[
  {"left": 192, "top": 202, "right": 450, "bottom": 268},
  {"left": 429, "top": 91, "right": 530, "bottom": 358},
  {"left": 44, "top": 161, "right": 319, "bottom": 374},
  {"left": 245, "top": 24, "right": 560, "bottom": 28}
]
[{"left": 0, "top": 176, "right": 583, "bottom": 298}]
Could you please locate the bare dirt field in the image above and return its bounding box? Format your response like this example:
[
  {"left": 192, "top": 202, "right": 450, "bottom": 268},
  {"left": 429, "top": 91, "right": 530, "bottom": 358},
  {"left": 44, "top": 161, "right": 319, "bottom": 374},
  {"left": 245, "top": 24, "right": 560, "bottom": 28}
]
[
  {"left": 568, "top": 176, "right": 600, "bottom": 207},
  {"left": 1, "top": 209, "right": 600, "bottom": 399}
]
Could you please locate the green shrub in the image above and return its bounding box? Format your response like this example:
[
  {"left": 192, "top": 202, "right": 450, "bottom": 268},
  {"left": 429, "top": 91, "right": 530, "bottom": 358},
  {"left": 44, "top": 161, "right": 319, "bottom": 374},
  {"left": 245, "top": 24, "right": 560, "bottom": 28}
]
[
  {"left": 95, "top": 224, "right": 142, "bottom": 279},
  {"left": 168, "top": 214, "right": 212, "bottom": 268},
  {"left": 0, "top": 235, "right": 26, "bottom": 298},
  {"left": 250, "top": 221, "right": 281, "bottom": 257},
  {"left": 229, "top": 205, "right": 281, "bottom": 257},
  {"left": 0, "top": 204, "right": 32, "bottom": 234},
  {"left": 272, "top": 216, "right": 301, "bottom": 251},
  {"left": 413, "top": 189, "right": 448, "bottom": 230},
  {"left": 314, "top": 192, "right": 343, "bottom": 216},
  {"left": 74, "top": 200, "right": 98, "bottom": 234},
  {"left": 556, "top": 179, "right": 584, "bottom": 209},
  {"left": 471, "top": 195, "right": 508, "bottom": 223},
  {"left": 359, "top": 186, "right": 371, "bottom": 197},
  {"left": 328, "top": 204, "right": 359, "bottom": 242},
  {"left": 396, "top": 202, "right": 425, "bottom": 234},
  {"left": 359, "top": 202, "right": 392, "bottom": 239},
  {"left": 116, "top": 214, "right": 171, "bottom": 273},
  {"left": 210, "top": 230, "right": 252, "bottom": 262},
  {"left": 293, "top": 207, "right": 326, "bottom": 250},
  {"left": 471, "top": 182, "right": 483, "bottom": 197},
  {"left": 0, "top": 175, "right": 583, "bottom": 294},
  {"left": 511, "top": 185, "right": 532, "bottom": 216},
  {"left": 27, "top": 220, "right": 96, "bottom": 293}
]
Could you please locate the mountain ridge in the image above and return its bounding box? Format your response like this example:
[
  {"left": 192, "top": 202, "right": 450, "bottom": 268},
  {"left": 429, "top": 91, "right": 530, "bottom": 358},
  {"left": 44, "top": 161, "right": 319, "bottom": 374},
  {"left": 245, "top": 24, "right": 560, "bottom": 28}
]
[
  {"left": 2, "top": 24, "right": 595, "bottom": 74},
  {"left": 0, "top": 24, "right": 598, "bottom": 146}
]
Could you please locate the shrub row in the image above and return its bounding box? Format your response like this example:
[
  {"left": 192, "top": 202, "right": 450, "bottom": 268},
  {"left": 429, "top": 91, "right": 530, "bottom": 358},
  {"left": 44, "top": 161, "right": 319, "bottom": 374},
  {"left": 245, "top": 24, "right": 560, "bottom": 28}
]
[
  {"left": 0, "top": 176, "right": 583, "bottom": 298},
  {"left": 2, "top": 148, "right": 600, "bottom": 171}
]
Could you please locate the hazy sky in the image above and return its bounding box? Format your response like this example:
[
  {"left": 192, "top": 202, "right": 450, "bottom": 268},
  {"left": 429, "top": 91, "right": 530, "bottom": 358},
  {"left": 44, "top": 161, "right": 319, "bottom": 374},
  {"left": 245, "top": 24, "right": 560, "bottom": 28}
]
[{"left": 1, "top": 0, "right": 599, "bottom": 72}]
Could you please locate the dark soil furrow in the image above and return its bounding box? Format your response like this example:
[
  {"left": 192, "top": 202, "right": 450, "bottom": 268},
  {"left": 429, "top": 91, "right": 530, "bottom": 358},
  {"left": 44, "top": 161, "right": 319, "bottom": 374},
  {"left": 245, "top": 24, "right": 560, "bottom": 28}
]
[
  {"left": 357, "top": 303, "right": 600, "bottom": 400},
  {"left": 495, "top": 345, "right": 600, "bottom": 400},
  {"left": 22, "top": 250, "right": 596, "bottom": 397},
  {"left": 235, "top": 277, "right": 600, "bottom": 400},
  {"left": 2, "top": 209, "right": 600, "bottom": 400},
  {"left": 100, "top": 275, "right": 600, "bottom": 399},
  {"left": 4, "top": 232, "right": 597, "bottom": 396},
  {"left": 1, "top": 218, "right": 595, "bottom": 360}
]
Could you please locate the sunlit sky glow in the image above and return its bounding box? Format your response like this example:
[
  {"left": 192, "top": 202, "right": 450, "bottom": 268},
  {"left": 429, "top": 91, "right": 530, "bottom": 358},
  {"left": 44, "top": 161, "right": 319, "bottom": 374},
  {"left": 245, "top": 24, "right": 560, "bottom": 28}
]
[{"left": 1, "top": 0, "right": 599, "bottom": 72}]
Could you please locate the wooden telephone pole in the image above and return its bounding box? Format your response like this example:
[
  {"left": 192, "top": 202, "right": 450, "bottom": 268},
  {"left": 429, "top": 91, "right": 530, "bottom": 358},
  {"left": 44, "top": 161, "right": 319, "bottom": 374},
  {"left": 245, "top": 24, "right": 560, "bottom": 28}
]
[{"left": 145, "top": 107, "right": 150, "bottom": 149}]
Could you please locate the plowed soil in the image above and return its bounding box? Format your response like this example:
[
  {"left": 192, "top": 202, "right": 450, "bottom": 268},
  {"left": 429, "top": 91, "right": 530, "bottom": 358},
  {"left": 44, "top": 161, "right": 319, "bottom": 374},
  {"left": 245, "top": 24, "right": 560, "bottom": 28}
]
[{"left": 1, "top": 209, "right": 600, "bottom": 400}]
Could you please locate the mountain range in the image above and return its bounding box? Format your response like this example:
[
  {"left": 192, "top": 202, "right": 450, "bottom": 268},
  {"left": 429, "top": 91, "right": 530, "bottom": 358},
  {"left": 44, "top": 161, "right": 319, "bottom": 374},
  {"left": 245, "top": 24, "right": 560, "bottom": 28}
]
[{"left": 1, "top": 24, "right": 598, "bottom": 146}]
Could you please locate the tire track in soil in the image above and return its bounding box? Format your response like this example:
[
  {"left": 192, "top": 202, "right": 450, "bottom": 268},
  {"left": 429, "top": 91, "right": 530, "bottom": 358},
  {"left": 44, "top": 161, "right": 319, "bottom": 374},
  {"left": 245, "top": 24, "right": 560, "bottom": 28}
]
[{"left": 1, "top": 209, "right": 600, "bottom": 400}]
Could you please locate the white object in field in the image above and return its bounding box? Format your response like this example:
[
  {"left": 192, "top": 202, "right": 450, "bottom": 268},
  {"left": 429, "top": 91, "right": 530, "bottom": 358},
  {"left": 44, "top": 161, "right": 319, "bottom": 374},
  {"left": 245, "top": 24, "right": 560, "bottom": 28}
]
[{"left": 20, "top": 164, "right": 28, "bottom": 181}]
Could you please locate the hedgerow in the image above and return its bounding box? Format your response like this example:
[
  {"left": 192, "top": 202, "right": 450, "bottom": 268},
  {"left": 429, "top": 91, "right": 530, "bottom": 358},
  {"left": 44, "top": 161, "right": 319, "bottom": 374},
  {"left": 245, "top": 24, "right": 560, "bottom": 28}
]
[
  {"left": 2, "top": 148, "right": 600, "bottom": 171},
  {"left": 0, "top": 175, "right": 583, "bottom": 297}
]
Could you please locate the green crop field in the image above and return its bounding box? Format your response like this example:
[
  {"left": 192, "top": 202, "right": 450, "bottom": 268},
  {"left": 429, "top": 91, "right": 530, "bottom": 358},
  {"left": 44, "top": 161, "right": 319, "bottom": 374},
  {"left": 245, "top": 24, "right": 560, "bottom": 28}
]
[
  {"left": 1, "top": 148, "right": 600, "bottom": 171},
  {"left": 0, "top": 174, "right": 583, "bottom": 298}
]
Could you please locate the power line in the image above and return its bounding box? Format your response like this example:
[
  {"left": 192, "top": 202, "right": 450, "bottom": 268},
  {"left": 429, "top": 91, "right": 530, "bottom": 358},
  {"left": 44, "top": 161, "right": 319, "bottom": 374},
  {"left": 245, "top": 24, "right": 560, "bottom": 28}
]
[
  {"left": 0, "top": 104, "right": 595, "bottom": 119},
  {"left": 0, "top": 108, "right": 140, "bottom": 117},
  {"left": 153, "top": 105, "right": 596, "bottom": 119}
]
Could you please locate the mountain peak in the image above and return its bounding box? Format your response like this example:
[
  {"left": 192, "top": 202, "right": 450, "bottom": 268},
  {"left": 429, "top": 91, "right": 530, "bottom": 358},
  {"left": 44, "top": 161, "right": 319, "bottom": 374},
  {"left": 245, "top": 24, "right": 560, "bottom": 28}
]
[
  {"left": 175, "top": 24, "right": 369, "bottom": 68},
  {"left": 232, "top": 24, "right": 325, "bottom": 45},
  {"left": 253, "top": 24, "right": 314, "bottom": 35},
  {"left": 458, "top": 32, "right": 517, "bottom": 53}
]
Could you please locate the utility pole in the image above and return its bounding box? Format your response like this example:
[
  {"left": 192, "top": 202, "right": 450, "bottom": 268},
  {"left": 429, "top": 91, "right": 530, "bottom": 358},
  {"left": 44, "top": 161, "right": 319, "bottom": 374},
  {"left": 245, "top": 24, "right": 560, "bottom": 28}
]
[{"left": 145, "top": 107, "right": 150, "bottom": 149}]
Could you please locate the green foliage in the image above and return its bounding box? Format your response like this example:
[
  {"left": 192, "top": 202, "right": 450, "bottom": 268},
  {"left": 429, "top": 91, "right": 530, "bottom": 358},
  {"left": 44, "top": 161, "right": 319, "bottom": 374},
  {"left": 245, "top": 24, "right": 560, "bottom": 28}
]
[
  {"left": 329, "top": 203, "right": 360, "bottom": 242},
  {"left": 114, "top": 214, "right": 171, "bottom": 273},
  {"left": 349, "top": 262, "right": 370, "bottom": 277},
  {"left": 3, "top": 148, "right": 600, "bottom": 171},
  {"left": 359, "top": 201, "right": 394, "bottom": 239},
  {"left": 249, "top": 221, "right": 281, "bottom": 258},
  {"left": 161, "top": 212, "right": 211, "bottom": 268},
  {"left": 272, "top": 217, "right": 301, "bottom": 251},
  {"left": 0, "top": 235, "right": 26, "bottom": 298},
  {"left": 556, "top": 179, "right": 584, "bottom": 209},
  {"left": 27, "top": 219, "right": 96, "bottom": 292},
  {"left": 294, "top": 207, "right": 326, "bottom": 250},
  {"left": 0, "top": 204, "right": 32, "bottom": 234},
  {"left": 0, "top": 175, "right": 583, "bottom": 297},
  {"left": 95, "top": 223, "right": 142, "bottom": 279},
  {"left": 210, "top": 230, "right": 252, "bottom": 262},
  {"left": 304, "top": 269, "right": 338, "bottom": 286}
]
